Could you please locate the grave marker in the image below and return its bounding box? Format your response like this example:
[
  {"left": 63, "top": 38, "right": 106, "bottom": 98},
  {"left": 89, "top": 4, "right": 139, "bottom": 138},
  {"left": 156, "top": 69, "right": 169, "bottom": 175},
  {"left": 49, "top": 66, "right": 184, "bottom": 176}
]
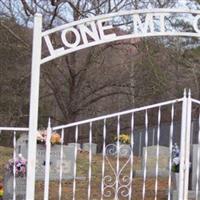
[
  {"left": 135, "top": 145, "right": 169, "bottom": 177},
  {"left": 4, "top": 173, "right": 26, "bottom": 200},
  {"left": 83, "top": 143, "right": 97, "bottom": 154},
  {"left": 36, "top": 144, "right": 75, "bottom": 180},
  {"left": 16, "top": 134, "right": 28, "bottom": 159},
  {"left": 192, "top": 144, "right": 200, "bottom": 190}
]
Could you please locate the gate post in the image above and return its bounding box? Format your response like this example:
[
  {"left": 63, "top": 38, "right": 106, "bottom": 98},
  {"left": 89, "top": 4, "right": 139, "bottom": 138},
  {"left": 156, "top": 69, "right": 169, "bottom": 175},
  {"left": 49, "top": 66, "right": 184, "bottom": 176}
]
[
  {"left": 179, "top": 89, "right": 192, "bottom": 200},
  {"left": 183, "top": 90, "right": 192, "bottom": 199},
  {"left": 179, "top": 89, "right": 187, "bottom": 200},
  {"left": 44, "top": 119, "right": 52, "bottom": 200},
  {"left": 26, "top": 13, "right": 42, "bottom": 200}
]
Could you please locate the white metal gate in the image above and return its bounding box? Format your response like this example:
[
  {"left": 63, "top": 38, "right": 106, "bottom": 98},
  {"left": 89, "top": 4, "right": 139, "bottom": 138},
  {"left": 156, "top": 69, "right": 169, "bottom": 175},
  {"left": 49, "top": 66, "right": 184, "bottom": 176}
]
[{"left": 2, "top": 89, "right": 200, "bottom": 199}]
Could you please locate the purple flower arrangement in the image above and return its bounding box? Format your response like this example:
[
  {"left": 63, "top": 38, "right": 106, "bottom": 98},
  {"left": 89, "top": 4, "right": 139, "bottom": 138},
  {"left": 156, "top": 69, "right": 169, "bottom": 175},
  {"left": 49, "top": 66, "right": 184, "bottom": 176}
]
[{"left": 6, "top": 154, "right": 27, "bottom": 177}]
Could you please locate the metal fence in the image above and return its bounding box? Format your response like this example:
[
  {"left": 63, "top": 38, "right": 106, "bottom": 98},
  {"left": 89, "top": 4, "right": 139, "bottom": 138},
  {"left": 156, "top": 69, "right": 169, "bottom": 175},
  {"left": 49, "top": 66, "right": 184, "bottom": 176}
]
[
  {"left": 44, "top": 95, "right": 183, "bottom": 200},
  {"left": 2, "top": 91, "right": 200, "bottom": 199}
]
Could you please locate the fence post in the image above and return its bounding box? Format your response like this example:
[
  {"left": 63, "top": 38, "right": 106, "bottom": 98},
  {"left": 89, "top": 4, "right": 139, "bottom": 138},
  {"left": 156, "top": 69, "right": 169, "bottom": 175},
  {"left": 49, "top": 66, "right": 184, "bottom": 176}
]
[
  {"left": 44, "top": 118, "right": 52, "bottom": 200},
  {"left": 179, "top": 89, "right": 187, "bottom": 200},
  {"left": 26, "top": 13, "right": 42, "bottom": 200},
  {"left": 183, "top": 89, "right": 192, "bottom": 199}
]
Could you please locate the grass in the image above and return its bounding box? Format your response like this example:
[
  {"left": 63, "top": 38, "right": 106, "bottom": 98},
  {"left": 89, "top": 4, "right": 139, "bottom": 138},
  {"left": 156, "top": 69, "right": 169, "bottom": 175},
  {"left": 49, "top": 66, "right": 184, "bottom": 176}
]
[
  {"left": 0, "top": 146, "right": 13, "bottom": 180},
  {"left": 0, "top": 147, "right": 171, "bottom": 199}
]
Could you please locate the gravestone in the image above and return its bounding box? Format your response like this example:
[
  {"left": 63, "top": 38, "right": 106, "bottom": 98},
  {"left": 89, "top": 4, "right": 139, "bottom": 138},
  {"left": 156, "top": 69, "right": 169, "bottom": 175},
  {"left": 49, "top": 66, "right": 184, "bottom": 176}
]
[
  {"left": 68, "top": 143, "right": 81, "bottom": 149},
  {"left": 172, "top": 190, "right": 200, "bottom": 200},
  {"left": 83, "top": 143, "right": 97, "bottom": 154},
  {"left": 15, "top": 134, "right": 76, "bottom": 180},
  {"left": 135, "top": 145, "right": 169, "bottom": 177},
  {"left": 36, "top": 144, "right": 75, "bottom": 180},
  {"left": 105, "top": 143, "right": 131, "bottom": 157},
  {"left": 16, "top": 134, "right": 28, "bottom": 159},
  {"left": 118, "top": 144, "right": 132, "bottom": 157},
  {"left": 192, "top": 144, "right": 200, "bottom": 190},
  {"left": 3, "top": 173, "right": 26, "bottom": 200}
]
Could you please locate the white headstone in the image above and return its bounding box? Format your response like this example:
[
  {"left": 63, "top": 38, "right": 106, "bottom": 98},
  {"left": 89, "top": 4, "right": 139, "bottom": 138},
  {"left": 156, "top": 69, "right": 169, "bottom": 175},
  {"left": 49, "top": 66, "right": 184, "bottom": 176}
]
[
  {"left": 36, "top": 144, "right": 75, "bottom": 180},
  {"left": 4, "top": 173, "right": 26, "bottom": 200},
  {"left": 68, "top": 143, "right": 81, "bottom": 149},
  {"left": 16, "top": 134, "right": 28, "bottom": 159},
  {"left": 83, "top": 143, "right": 97, "bottom": 154},
  {"left": 15, "top": 135, "right": 76, "bottom": 180},
  {"left": 135, "top": 145, "right": 169, "bottom": 177},
  {"left": 172, "top": 190, "right": 200, "bottom": 200},
  {"left": 192, "top": 144, "right": 200, "bottom": 190},
  {"left": 142, "top": 145, "right": 169, "bottom": 170},
  {"left": 118, "top": 144, "right": 131, "bottom": 157}
]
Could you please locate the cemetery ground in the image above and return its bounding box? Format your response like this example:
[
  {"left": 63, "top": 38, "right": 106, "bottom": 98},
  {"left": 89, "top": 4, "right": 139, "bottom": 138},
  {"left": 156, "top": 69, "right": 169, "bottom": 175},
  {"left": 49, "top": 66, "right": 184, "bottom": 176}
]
[{"left": 0, "top": 146, "right": 170, "bottom": 200}]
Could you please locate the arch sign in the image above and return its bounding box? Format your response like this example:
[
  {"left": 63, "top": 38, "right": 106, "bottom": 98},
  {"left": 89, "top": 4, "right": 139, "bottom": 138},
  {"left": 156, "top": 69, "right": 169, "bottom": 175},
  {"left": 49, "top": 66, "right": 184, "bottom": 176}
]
[
  {"left": 41, "top": 9, "right": 200, "bottom": 64},
  {"left": 26, "top": 8, "right": 200, "bottom": 200}
]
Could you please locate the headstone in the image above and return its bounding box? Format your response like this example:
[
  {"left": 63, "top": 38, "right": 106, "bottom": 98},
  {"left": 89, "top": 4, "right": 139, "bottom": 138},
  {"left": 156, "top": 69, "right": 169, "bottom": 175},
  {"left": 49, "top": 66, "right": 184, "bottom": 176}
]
[
  {"left": 16, "top": 134, "right": 76, "bottom": 181},
  {"left": 143, "top": 145, "right": 169, "bottom": 169},
  {"left": 172, "top": 190, "right": 200, "bottom": 200},
  {"left": 68, "top": 143, "right": 81, "bottom": 149},
  {"left": 36, "top": 144, "right": 75, "bottom": 180},
  {"left": 118, "top": 144, "right": 131, "bottom": 157},
  {"left": 105, "top": 143, "right": 131, "bottom": 157},
  {"left": 83, "top": 143, "right": 97, "bottom": 154},
  {"left": 16, "top": 134, "right": 28, "bottom": 159},
  {"left": 192, "top": 144, "right": 200, "bottom": 190},
  {"left": 135, "top": 145, "right": 169, "bottom": 177},
  {"left": 3, "top": 173, "right": 26, "bottom": 200}
]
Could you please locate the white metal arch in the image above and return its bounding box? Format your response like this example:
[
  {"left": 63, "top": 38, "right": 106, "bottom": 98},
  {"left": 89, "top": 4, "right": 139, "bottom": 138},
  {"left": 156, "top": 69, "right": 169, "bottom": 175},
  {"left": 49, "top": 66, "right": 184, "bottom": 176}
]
[
  {"left": 41, "top": 8, "right": 200, "bottom": 64},
  {"left": 26, "top": 8, "right": 200, "bottom": 200}
]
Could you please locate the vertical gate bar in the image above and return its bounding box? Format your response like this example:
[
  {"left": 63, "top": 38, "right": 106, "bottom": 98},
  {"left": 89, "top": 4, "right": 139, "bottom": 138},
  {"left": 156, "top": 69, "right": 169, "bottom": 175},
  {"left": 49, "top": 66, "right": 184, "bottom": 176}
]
[
  {"left": 13, "top": 131, "right": 16, "bottom": 200},
  {"left": 139, "top": 132, "right": 142, "bottom": 157},
  {"left": 101, "top": 119, "right": 106, "bottom": 200},
  {"left": 115, "top": 115, "right": 120, "bottom": 200},
  {"left": 183, "top": 90, "right": 192, "bottom": 199},
  {"left": 152, "top": 128, "right": 155, "bottom": 146},
  {"left": 44, "top": 119, "right": 52, "bottom": 200},
  {"left": 195, "top": 113, "right": 200, "bottom": 199},
  {"left": 128, "top": 113, "right": 134, "bottom": 200},
  {"left": 72, "top": 126, "right": 79, "bottom": 200},
  {"left": 191, "top": 121, "right": 194, "bottom": 147},
  {"left": 26, "top": 13, "right": 42, "bottom": 200},
  {"left": 58, "top": 128, "right": 64, "bottom": 200},
  {"left": 142, "top": 110, "right": 148, "bottom": 200},
  {"left": 179, "top": 90, "right": 187, "bottom": 200},
  {"left": 88, "top": 122, "right": 92, "bottom": 200},
  {"left": 168, "top": 104, "right": 175, "bottom": 200},
  {"left": 154, "top": 107, "right": 161, "bottom": 200}
]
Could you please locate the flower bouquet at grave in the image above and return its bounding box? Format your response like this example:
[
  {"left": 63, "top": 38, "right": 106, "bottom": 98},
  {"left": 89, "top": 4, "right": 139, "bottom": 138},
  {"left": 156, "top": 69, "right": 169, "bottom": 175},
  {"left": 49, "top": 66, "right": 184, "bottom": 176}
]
[
  {"left": 172, "top": 143, "right": 180, "bottom": 173},
  {"left": 5, "top": 154, "right": 27, "bottom": 177},
  {"left": 50, "top": 133, "right": 61, "bottom": 145},
  {"left": 114, "top": 133, "right": 130, "bottom": 144},
  {"left": 0, "top": 182, "right": 3, "bottom": 199},
  {"left": 171, "top": 143, "right": 191, "bottom": 173},
  {"left": 37, "top": 130, "right": 61, "bottom": 145}
]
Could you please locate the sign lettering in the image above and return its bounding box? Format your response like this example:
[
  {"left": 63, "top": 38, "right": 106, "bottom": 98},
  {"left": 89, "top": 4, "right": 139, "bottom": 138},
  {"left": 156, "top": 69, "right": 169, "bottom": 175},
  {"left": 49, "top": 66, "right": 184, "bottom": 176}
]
[{"left": 41, "top": 9, "right": 200, "bottom": 64}]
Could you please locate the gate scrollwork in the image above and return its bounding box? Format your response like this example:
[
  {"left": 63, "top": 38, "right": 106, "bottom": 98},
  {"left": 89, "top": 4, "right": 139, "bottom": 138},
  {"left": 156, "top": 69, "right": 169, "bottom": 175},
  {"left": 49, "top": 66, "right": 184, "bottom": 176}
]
[{"left": 103, "top": 144, "right": 133, "bottom": 199}]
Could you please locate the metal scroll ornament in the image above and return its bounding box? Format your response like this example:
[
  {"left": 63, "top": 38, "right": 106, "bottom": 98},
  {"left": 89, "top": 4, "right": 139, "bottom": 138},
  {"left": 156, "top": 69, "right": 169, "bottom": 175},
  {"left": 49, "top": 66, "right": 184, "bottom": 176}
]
[{"left": 103, "top": 143, "right": 132, "bottom": 199}]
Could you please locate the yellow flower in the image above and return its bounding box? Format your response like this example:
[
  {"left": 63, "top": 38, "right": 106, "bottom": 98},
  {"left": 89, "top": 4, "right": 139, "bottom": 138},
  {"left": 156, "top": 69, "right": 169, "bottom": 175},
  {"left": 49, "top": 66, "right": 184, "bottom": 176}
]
[
  {"left": 51, "top": 133, "right": 61, "bottom": 144},
  {"left": 0, "top": 189, "right": 4, "bottom": 197},
  {"left": 114, "top": 133, "right": 130, "bottom": 144}
]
